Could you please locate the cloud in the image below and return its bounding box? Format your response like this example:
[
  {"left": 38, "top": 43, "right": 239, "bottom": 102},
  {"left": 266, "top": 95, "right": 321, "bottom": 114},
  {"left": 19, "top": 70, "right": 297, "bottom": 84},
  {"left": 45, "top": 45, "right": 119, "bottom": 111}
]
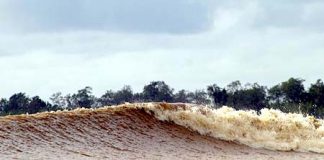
[
  {"left": 0, "top": 0, "right": 212, "bottom": 34},
  {"left": 1, "top": 27, "right": 324, "bottom": 99},
  {"left": 251, "top": 0, "right": 324, "bottom": 30},
  {"left": 1, "top": 0, "right": 324, "bottom": 99}
]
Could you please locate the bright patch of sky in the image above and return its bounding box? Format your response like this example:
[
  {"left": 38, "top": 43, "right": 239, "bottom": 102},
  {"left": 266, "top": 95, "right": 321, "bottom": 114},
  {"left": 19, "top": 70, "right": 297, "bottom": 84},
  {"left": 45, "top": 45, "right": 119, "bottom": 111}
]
[{"left": 0, "top": 0, "right": 324, "bottom": 99}]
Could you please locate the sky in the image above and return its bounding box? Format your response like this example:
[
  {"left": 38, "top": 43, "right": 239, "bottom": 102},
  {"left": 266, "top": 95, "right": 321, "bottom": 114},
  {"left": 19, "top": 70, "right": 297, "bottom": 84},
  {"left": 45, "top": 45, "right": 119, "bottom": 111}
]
[{"left": 1, "top": 0, "right": 324, "bottom": 99}]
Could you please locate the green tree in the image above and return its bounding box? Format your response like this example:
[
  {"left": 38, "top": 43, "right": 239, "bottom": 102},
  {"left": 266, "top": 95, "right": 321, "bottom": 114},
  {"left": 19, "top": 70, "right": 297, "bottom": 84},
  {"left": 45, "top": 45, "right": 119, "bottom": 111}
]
[
  {"left": 28, "top": 96, "right": 47, "bottom": 114},
  {"left": 64, "top": 94, "right": 74, "bottom": 109},
  {"left": 0, "top": 98, "right": 9, "bottom": 115},
  {"left": 143, "top": 81, "right": 174, "bottom": 102},
  {"left": 188, "top": 90, "right": 210, "bottom": 105},
  {"left": 308, "top": 79, "right": 324, "bottom": 116},
  {"left": 174, "top": 90, "right": 190, "bottom": 103},
  {"left": 226, "top": 81, "right": 243, "bottom": 108},
  {"left": 281, "top": 78, "right": 305, "bottom": 104},
  {"left": 99, "top": 90, "right": 115, "bottom": 106},
  {"left": 99, "top": 86, "right": 134, "bottom": 106},
  {"left": 227, "top": 80, "right": 242, "bottom": 93},
  {"left": 72, "top": 86, "right": 95, "bottom": 108},
  {"left": 45, "top": 102, "right": 61, "bottom": 112},
  {"left": 5, "top": 93, "right": 30, "bottom": 115},
  {"left": 267, "top": 78, "right": 306, "bottom": 113},
  {"left": 309, "top": 79, "right": 324, "bottom": 106},
  {"left": 226, "top": 82, "right": 266, "bottom": 111},
  {"left": 49, "top": 92, "right": 66, "bottom": 108},
  {"left": 207, "top": 84, "right": 228, "bottom": 106},
  {"left": 113, "top": 85, "right": 134, "bottom": 104},
  {"left": 268, "top": 84, "right": 284, "bottom": 107},
  {"left": 243, "top": 83, "right": 267, "bottom": 111},
  {"left": 133, "top": 93, "right": 144, "bottom": 102}
]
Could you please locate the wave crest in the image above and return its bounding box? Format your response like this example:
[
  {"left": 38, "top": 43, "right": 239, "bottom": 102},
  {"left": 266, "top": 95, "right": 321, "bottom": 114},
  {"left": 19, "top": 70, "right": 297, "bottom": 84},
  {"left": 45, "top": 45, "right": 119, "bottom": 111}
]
[
  {"left": 133, "top": 103, "right": 324, "bottom": 153},
  {"left": 1, "top": 102, "right": 323, "bottom": 158}
]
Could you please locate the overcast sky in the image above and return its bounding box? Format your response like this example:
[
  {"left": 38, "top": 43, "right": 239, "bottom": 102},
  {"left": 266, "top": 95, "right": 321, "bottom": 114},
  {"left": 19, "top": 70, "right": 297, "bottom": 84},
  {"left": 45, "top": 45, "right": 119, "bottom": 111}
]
[{"left": 1, "top": 0, "right": 324, "bottom": 99}]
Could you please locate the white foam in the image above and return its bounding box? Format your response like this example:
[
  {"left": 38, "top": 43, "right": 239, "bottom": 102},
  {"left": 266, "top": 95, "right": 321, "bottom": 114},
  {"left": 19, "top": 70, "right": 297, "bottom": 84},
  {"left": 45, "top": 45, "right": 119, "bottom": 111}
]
[{"left": 135, "top": 103, "right": 324, "bottom": 153}]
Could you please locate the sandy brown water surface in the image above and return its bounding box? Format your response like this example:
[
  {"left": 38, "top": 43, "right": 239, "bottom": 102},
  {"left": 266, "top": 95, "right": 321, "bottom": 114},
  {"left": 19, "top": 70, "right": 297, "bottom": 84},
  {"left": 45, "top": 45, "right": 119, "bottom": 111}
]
[{"left": 0, "top": 103, "right": 323, "bottom": 159}]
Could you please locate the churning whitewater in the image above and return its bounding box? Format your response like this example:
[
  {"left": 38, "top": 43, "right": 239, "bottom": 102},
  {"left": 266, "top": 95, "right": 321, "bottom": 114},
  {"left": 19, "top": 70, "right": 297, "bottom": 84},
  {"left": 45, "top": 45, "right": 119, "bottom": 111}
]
[
  {"left": 0, "top": 103, "right": 323, "bottom": 159},
  {"left": 140, "top": 103, "right": 324, "bottom": 153}
]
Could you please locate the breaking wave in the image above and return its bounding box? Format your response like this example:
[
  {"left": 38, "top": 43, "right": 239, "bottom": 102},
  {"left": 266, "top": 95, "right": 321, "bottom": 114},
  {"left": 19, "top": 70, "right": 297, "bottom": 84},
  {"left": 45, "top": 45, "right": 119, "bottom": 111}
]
[
  {"left": 0, "top": 103, "right": 323, "bottom": 159},
  {"left": 138, "top": 103, "right": 324, "bottom": 153}
]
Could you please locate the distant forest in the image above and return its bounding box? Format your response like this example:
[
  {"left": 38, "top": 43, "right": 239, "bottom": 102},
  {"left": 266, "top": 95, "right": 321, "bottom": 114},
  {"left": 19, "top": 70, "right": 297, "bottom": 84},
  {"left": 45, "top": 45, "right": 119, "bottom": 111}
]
[{"left": 1, "top": 77, "right": 324, "bottom": 118}]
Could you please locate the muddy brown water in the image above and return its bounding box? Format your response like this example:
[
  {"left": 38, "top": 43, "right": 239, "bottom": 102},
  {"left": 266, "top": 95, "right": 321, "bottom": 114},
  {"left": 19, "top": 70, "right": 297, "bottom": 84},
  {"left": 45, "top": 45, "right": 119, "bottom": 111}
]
[{"left": 0, "top": 103, "right": 323, "bottom": 160}]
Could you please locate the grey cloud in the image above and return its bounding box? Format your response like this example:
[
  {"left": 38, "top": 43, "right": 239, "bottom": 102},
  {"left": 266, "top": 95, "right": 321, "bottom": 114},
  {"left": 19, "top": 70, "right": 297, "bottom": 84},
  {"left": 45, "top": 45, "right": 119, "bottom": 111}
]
[
  {"left": 1, "top": 0, "right": 212, "bottom": 34},
  {"left": 253, "top": 1, "right": 324, "bottom": 31},
  {"left": 1, "top": 0, "right": 324, "bottom": 98},
  {"left": 3, "top": 0, "right": 324, "bottom": 34}
]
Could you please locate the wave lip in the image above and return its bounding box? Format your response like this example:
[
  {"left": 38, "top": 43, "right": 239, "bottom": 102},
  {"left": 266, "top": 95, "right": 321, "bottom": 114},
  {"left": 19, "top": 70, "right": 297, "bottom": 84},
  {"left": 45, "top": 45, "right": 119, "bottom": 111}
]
[{"left": 138, "top": 103, "right": 324, "bottom": 153}]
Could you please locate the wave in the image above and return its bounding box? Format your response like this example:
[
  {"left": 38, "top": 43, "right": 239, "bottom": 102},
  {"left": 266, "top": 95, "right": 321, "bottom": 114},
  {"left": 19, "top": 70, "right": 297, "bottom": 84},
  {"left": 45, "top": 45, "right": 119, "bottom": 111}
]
[
  {"left": 0, "top": 103, "right": 323, "bottom": 159},
  {"left": 136, "top": 103, "right": 324, "bottom": 153}
]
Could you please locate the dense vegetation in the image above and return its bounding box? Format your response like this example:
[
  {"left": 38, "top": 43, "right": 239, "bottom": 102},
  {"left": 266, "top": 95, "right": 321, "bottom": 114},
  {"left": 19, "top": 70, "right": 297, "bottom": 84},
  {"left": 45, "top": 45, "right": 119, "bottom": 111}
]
[{"left": 1, "top": 78, "right": 324, "bottom": 118}]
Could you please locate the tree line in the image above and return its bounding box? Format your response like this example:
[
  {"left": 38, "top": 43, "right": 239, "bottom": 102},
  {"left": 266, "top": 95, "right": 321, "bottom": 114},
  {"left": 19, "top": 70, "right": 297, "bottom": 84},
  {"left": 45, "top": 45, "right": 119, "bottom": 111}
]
[{"left": 1, "top": 78, "right": 324, "bottom": 117}]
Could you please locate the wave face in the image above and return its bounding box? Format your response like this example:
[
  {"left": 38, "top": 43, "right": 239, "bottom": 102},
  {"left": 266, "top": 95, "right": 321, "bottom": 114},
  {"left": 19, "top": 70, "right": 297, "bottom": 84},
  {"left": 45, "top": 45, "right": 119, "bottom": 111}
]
[{"left": 0, "top": 103, "right": 323, "bottom": 160}]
